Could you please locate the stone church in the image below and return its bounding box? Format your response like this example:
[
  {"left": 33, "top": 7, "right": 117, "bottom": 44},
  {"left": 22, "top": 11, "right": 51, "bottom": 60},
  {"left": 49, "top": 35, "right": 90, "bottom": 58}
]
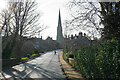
[
  {"left": 56, "top": 9, "right": 95, "bottom": 51},
  {"left": 2, "top": 9, "right": 94, "bottom": 58},
  {"left": 56, "top": 9, "right": 64, "bottom": 44},
  {"left": 32, "top": 9, "right": 93, "bottom": 52},
  {"left": 19, "top": 9, "right": 92, "bottom": 56}
]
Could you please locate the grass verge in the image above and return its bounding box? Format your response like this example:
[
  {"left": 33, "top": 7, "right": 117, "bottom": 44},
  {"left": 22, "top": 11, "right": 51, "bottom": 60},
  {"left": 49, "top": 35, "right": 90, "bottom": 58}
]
[{"left": 21, "top": 53, "right": 44, "bottom": 61}]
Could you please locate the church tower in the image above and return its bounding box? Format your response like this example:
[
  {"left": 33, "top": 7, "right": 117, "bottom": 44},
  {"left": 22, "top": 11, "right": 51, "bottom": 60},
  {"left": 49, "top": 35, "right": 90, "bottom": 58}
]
[{"left": 56, "top": 9, "right": 63, "bottom": 43}]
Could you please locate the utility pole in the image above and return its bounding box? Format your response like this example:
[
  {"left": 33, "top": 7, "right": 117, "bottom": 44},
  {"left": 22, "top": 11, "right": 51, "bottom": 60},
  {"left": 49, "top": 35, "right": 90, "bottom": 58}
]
[
  {"left": 0, "top": 31, "right": 5, "bottom": 80},
  {"left": 0, "top": 29, "right": 6, "bottom": 80},
  {"left": 0, "top": 31, "right": 2, "bottom": 72}
]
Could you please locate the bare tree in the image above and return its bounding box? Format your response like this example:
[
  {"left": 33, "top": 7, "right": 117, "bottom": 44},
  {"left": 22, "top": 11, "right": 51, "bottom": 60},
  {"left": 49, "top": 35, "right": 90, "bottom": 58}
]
[
  {"left": 0, "top": 0, "right": 46, "bottom": 37},
  {"left": 10, "top": 0, "right": 46, "bottom": 38},
  {"left": 0, "top": 0, "right": 46, "bottom": 58},
  {"left": 0, "top": 9, "right": 13, "bottom": 36},
  {"left": 67, "top": 0, "right": 102, "bottom": 40}
]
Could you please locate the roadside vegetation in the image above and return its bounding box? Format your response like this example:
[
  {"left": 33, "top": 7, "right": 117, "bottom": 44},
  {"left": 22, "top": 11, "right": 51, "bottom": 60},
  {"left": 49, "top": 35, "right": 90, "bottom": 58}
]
[
  {"left": 0, "top": 0, "right": 46, "bottom": 59},
  {"left": 21, "top": 53, "right": 44, "bottom": 61},
  {"left": 63, "top": 1, "right": 120, "bottom": 80},
  {"left": 63, "top": 39, "right": 120, "bottom": 79}
]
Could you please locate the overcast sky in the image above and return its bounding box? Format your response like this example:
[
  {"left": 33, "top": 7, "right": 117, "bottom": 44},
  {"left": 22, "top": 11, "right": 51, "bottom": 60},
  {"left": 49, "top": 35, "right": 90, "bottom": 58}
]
[
  {"left": 0, "top": 0, "right": 71, "bottom": 40},
  {"left": 36, "top": 0, "right": 71, "bottom": 40},
  {"left": 0, "top": 0, "right": 7, "bottom": 10},
  {"left": 0, "top": 0, "right": 119, "bottom": 40}
]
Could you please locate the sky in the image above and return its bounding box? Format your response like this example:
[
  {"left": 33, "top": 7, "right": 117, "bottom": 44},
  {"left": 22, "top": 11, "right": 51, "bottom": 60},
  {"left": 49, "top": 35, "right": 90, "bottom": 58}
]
[
  {"left": 0, "top": 0, "right": 119, "bottom": 40},
  {"left": 36, "top": 0, "right": 119, "bottom": 40},
  {"left": 0, "top": 0, "right": 7, "bottom": 10},
  {"left": 36, "top": 0, "right": 71, "bottom": 40},
  {"left": 0, "top": 0, "right": 71, "bottom": 40}
]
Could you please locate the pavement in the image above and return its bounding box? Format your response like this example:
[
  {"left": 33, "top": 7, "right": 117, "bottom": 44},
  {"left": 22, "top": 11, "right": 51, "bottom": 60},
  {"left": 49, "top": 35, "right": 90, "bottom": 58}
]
[
  {"left": 59, "top": 51, "right": 85, "bottom": 80},
  {"left": 2, "top": 50, "right": 66, "bottom": 80}
]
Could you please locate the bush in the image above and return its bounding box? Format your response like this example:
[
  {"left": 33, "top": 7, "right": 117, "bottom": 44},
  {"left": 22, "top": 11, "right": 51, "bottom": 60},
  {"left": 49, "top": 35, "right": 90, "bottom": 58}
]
[
  {"left": 21, "top": 57, "right": 29, "bottom": 60},
  {"left": 20, "top": 40, "right": 36, "bottom": 57},
  {"left": 39, "top": 53, "right": 44, "bottom": 55},
  {"left": 72, "top": 40, "right": 120, "bottom": 79},
  {"left": 21, "top": 53, "right": 44, "bottom": 61},
  {"left": 30, "top": 54, "right": 38, "bottom": 58},
  {"left": 63, "top": 51, "right": 72, "bottom": 62}
]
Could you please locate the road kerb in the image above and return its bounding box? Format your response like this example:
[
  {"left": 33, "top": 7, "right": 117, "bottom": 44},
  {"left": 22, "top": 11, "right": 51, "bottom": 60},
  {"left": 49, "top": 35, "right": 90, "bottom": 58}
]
[{"left": 59, "top": 51, "right": 85, "bottom": 80}]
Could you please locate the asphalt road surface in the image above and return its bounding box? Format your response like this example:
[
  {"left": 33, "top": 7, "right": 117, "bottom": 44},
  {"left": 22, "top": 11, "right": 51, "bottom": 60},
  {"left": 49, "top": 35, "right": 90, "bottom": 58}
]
[{"left": 3, "top": 50, "right": 66, "bottom": 80}]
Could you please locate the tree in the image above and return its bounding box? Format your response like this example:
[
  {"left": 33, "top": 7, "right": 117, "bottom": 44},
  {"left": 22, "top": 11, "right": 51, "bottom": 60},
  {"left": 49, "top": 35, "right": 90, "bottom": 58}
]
[
  {"left": 0, "top": 8, "right": 13, "bottom": 37},
  {"left": 10, "top": 0, "right": 45, "bottom": 38},
  {"left": 0, "top": 7, "right": 14, "bottom": 59},
  {"left": 67, "top": 0, "right": 120, "bottom": 40},
  {"left": 100, "top": 2, "right": 120, "bottom": 40},
  {"left": 67, "top": 0, "right": 102, "bottom": 40},
  {"left": 0, "top": 0, "right": 46, "bottom": 59}
]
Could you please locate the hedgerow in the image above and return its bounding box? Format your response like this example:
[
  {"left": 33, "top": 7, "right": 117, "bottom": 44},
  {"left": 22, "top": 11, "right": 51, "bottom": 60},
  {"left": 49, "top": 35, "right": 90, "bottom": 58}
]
[{"left": 69, "top": 40, "right": 120, "bottom": 80}]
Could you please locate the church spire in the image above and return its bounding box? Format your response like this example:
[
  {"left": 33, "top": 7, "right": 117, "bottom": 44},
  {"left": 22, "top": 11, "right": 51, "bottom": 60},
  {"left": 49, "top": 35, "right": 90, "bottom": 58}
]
[
  {"left": 56, "top": 9, "right": 63, "bottom": 43},
  {"left": 58, "top": 9, "right": 61, "bottom": 27}
]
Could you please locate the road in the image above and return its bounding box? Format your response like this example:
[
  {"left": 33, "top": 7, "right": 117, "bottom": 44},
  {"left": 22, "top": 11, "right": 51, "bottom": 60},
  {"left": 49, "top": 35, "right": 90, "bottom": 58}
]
[{"left": 3, "top": 50, "right": 66, "bottom": 80}]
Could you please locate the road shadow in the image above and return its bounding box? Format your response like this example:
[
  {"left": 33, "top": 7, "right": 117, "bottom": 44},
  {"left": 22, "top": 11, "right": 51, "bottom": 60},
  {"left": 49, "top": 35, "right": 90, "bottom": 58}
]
[{"left": 3, "top": 61, "right": 66, "bottom": 80}]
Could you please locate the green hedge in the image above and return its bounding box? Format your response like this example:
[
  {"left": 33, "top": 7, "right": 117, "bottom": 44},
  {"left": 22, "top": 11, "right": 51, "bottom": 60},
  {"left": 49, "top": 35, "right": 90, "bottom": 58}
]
[
  {"left": 73, "top": 40, "right": 120, "bottom": 79},
  {"left": 63, "top": 51, "right": 72, "bottom": 62}
]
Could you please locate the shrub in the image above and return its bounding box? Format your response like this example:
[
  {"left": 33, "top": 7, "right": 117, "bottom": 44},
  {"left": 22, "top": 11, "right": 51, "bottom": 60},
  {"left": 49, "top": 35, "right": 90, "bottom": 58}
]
[
  {"left": 63, "top": 51, "right": 72, "bottom": 62},
  {"left": 39, "top": 53, "right": 44, "bottom": 55},
  {"left": 21, "top": 53, "right": 44, "bottom": 61},
  {"left": 20, "top": 41, "right": 36, "bottom": 56},
  {"left": 72, "top": 40, "right": 120, "bottom": 79},
  {"left": 21, "top": 57, "right": 29, "bottom": 60},
  {"left": 30, "top": 54, "right": 38, "bottom": 58}
]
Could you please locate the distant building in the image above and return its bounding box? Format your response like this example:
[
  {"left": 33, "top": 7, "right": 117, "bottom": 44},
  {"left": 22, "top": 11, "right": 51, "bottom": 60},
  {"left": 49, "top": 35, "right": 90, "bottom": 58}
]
[
  {"left": 55, "top": 9, "right": 93, "bottom": 49},
  {"left": 56, "top": 9, "right": 63, "bottom": 43},
  {"left": 33, "top": 36, "right": 59, "bottom": 52},
  {"left": 33, "top": 9, "right": 65, "bottom": 51}
]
